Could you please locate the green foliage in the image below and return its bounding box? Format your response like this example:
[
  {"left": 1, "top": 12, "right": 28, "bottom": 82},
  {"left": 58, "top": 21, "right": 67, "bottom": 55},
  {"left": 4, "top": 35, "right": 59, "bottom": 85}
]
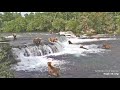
[
  {"left": 52, "top": 18, "right": 65, "bottom": 32},
  {"left": 65, "top": 19, "right": 79, "bottom": 34},
  {"left": 116, "top": 29, "right": 120, "bottom": 35},
  {"left": 2, "top": 17, "right": 27, "bottom": 32},
  {"left": 0, "top": 43, "right": 16, "bottom": 78},
  {"left": 0, "top": 12, "right": 120, "bottom": 34}
]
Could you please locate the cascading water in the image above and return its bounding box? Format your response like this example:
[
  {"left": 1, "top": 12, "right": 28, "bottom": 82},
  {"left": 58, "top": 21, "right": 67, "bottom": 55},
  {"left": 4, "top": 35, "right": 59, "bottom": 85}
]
[
  {"left": 11, "top": 34, "right": 117, "bottom": 72},
  {"left": 13, "top": 40, "right": 64, "bottom": 57},
  {"left": 18, "top": 36, "right": 67, "bottom": 57},
  {"left": 11, "top": 37, "right": 68, "bottom": 71},
  {"left": 57, "top": 35, "right": 68, "bottom": 42}
]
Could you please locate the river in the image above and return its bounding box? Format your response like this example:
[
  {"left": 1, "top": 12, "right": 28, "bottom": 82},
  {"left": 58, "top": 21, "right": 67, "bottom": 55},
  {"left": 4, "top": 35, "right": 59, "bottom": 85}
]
[{"left": 1, "top": 32, "right": 120, "bottom": 78}]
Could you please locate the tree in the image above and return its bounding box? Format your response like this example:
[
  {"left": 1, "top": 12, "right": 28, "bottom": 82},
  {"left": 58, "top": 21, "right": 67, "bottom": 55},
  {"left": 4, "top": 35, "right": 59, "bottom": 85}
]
[
  {"left": 52, "top": 18, "right": 65, "bottom": 32},
  {"left": 0, "top": 12, "right": 120, "bottom": 34},
  {"left": 65, "top": 19, "right": 79, "bottom": 34},
  {"left": 14, "top": 17, "right": 27, "bottom": 32},
  {"left": 2, "top": 12, "right": 15, "bottom": 22},
  {"left": 2, "top": 17, "right": 27, "bottom": 32}
]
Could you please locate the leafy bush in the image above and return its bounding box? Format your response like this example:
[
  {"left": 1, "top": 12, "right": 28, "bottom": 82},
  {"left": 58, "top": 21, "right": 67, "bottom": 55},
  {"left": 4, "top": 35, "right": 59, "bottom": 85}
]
[{"left": 0, "top": 43, "right": 17, "bottom": 78}]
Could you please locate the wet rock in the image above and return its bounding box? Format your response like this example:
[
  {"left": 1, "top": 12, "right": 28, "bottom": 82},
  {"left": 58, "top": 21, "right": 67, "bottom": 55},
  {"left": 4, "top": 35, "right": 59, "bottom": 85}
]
[{"left": 80, "top": 45, "right": 88, "bottom": 50}]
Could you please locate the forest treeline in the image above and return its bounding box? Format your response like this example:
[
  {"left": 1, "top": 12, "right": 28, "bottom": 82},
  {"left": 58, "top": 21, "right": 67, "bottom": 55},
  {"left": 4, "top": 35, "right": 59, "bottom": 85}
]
[{"left": 0, "top": 12, "right": 120, "bottom": 35}]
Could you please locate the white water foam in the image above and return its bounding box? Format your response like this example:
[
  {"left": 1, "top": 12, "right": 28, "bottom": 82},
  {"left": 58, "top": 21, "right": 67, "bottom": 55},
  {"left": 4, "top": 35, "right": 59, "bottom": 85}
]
[
  {"left": 68, "top": 37, "right": 116, "bottom": 43},
  {"left": 12, "top": 37, "right": 115, "bottom": 71},
  {"left": 5, "top": 35, "right": 21, "bottom": 39},
  {"left": 12, "top": 53, "right": 68, "bottom": 71},
  {"left": 46, "top": 43, "right": 107, "bottom": 57}
]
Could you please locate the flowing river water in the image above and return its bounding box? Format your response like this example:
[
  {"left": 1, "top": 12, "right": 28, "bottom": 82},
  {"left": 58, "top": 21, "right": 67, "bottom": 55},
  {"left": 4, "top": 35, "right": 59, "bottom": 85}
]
[{"left": 1, "top": 32, "right": 120, "bottom": 78}]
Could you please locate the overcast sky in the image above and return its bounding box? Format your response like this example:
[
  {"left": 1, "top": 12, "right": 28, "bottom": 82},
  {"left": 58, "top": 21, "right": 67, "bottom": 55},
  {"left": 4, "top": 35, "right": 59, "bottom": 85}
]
[
  {"left": 0, "top": 12, "right": 35, "bottom": 17},
  {"left": 21, "top": 12, "right": 32, "bottom": 16},
  {"left": 0, "top": 12, "right": 43, "bottom": 17}
]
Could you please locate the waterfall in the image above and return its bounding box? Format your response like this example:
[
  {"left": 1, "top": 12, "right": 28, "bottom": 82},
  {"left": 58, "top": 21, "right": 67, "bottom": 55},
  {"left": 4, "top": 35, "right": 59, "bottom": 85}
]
[
  {"left": 11, "top": 35, "right": 69, "bottom": 71},
  {"left": 11, "top": 34, "right": 117, "bottom": 72},
  {"left": 58, "top": 36, "right": 68, "bottom": 42},
  {"left": 12, "top": 39, "right": 65, "bottom": 57}
]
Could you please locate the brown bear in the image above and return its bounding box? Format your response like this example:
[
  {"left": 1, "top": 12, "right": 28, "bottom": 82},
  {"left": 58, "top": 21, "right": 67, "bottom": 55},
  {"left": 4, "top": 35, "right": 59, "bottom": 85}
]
[
  {"left": 13, "top": 33, "right": 17, "bottom": 40},
  {"left": 80, "top": 45, "right": 88, "bottom": 50},
  {"left": 47, "top": 62, "right": 60, "bottom": 77},
  {"left": 33, "top": 37, "right": 42, "bottom": 46},
  {"left": 48, "top": 37, "right": 58, "bottom": 43},
  {"left": 102, "top": 43, "right": 111, "bottom": 49}
]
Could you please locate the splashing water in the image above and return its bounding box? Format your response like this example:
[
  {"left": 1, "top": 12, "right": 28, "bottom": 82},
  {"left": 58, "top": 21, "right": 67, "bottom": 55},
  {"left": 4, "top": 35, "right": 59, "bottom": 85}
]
[
  {"left": 12, "top": 55, "right": 67, "bottom": 72},
  {"left": 12, "top": 36, "right": 117, "bottom": 72},
  {"left": 68, "top": 37, "right": 116, "bottom": 43}
]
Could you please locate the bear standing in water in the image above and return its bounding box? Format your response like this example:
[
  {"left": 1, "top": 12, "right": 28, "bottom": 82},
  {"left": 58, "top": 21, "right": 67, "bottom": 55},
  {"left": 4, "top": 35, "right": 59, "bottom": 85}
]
[
  {"left": 33, "top": 37, "right": 42, "bottom": 46},
  {"left": 102, "top": 43, "right": 111, "bottom": 49},
  {"left": 47, "top": 62, "right": 60, "bottom": 77},
  {"left": 80, "top": 45, "right": 88, "bottom": 50},
  {"left": 68, "top": 41, "right": 72, "bottom": 44},
  {"left": 13, "top": 33, "right": 17, "bottom": 40},
  {"left": 48, "top": 37, "right": 58, "bottom": 43}
]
